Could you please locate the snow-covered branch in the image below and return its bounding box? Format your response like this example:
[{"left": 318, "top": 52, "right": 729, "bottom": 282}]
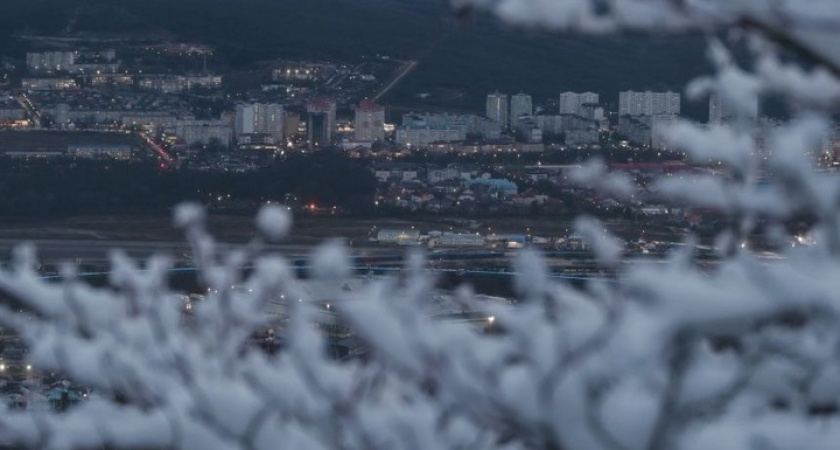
[{"left": 0, "top": 1, "right": 840, "bottom": 449}]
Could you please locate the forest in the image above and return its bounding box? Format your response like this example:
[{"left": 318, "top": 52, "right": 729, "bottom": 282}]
[{"left": 0, "top": 152, "right": 377, "bottom": 218}]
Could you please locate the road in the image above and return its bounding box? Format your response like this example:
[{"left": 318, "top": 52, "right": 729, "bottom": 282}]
[
  {"left": 17, "top": 94, "right": 41, "bottom": 124},
  {"left": 0, "top": 238, "right": 649, "bottom": 288},
  {"left": 0, "top": 239, "right": 411, "bottom": 266},
  {"left": 373, "top": 60, "right": 418, "bottom": 102},
  {"left": 137, "top": 132, "right": 175, "bottom": 165}
]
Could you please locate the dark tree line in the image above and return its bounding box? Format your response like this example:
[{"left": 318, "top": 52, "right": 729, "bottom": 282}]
[{"left": 0, "top": 153, "right": 377, "bottom": 218}]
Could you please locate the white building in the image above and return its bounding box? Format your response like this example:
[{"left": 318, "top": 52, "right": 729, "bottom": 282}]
[
  {"left": 619, "top": 91, "right": 681, "bottom": 117},
  {"left": 509, "top": 93, "right": 533, "bottom": 127},
  {"left": 709, "top": 93, "right": 759, "bottom": 124},
  {"left": 396, "top": 126, "right": 466, "bottom": 148},
  {"left": 175, "top": 119, "right": 233, "bottom": 147},
  {"left": 486, "top": 93, "right": 509, "bottom": 129},
  {"left": 68, "top": 144, "right": 133, "bottom": 160},
  {"left": 533, "top": 114, "right": 599, "bottom": 135},
  {"left": 377, "top": 229, "right": 421, "bottom": 245},
  {"left": 26, "top": 50, "right": 121, "bottom": 75},
  {"left": 235, "top": 103, "right": 284, "bottom": 140},
  {"left": 651, "top": 114, "right": 679, "bottom": 149},
  {"left": 138, "top": 75, "right": 223, "bottom": 94},
  {"left": 354, "top": 100, "right": 385, "bottom": 142},
  {"left": 514, "top": 117, "right": 543, "bottom": 143},
  {"left": 397, "top": 113, "right": 502, "bottom": 148},
  {"left": 26, "top": 51, "right": 76, "bottom": 73},
  {"left": 438, "top": 232, "right": 486, "bottom": 247},
  {"left": 183, "top": 75, "right": 223, "bottom": 90},
  {"left": 559, "top": 92, "right": 599, "bottom": 116},
  {"left": 22, "top": 78, "right": 78, "bottom": 90},
  {"left": 566, "top": 129, "right": 600, "bottom": 146}
]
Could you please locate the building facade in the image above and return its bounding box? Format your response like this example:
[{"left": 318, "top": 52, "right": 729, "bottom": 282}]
[
  {"left": 486, "top": 93, "right": 509, "bottom": 129},
  {"left": 307, "top": 98, "right": 337, "bottom": 149},
  {"left": 26, "top": 51, "right": 76, "bottom": 73},
  {"left": 438, "top": 232, "right": 486, "bottom": 247},
  {"left": 396, "top": 125, "right": 466, "bottom": 148},
  {"left": 651, "top": 114, "right": 678, "bottom": 149},
  {"left": 377, "top": 229, "right": 421, "bottom": 245},
  {"left": 509, "top": 93, "right": 533, "bottom": 127},
  {"left": 68, "top": 144, "right": 133, "bottom": 160},
  {"left": 354, "top": 100, "right": 385, "bottom": 142},
  {"left": 175, "top": 119, "right": 233, "bottom": 147},
  {"left": 709, "top": 93, "right": 759, "bottom": 124},
  {"left": 235, "top": 103, "right": 284, "bottom": 140},
  {"left": 22, "top": 78, "right": 78, "bottom": 90},
  {"left": 559, "top": 92, "right": 599, "bottom": 116},
  {"left": 396, "top": 113, "right": 503, "bottom": 148},
  {"left": 26, "top": 50, "right": 120, "bottom": 75},
  {"left": 618, "top": 91, "right": 681, "bottom": 117},
  {"left": 137, "top": 75, "right": 223, "bottom": 94}
]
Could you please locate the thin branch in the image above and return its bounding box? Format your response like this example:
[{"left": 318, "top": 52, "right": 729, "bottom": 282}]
[{"left": 647, "top": 329, "right": 694, "bottom": 450}]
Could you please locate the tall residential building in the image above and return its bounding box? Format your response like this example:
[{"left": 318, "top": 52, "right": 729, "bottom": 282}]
[
  {"left": 651, "top": 114, "right": 678, "bottom": 149},
  {"left": 509, "top": 93, "right": 533, "bottom": 126},
  {"left": 709, "top": 93, "right": 759, "bottom": 124},
  {"left": 486, "top": 93, "right": 509, "bottom": 129},
  {"left": 709, "top": 93, "right": 724, "bottom": 125},
  {"left": 284, "top": 112, "right": 301, "bottom": 139},
  {"left": 619, "top": 91, "right": 681, "bottom": 117},
  {"left": 559, "top": 92, "right": 599, "bottom": 116},
  {"left": 354, "top": 100, "right": 385, "bottom": 142},
  {"left": 235, "top": 103, "right": 284, "bottom": 140},
  {"left": 306, "top": 98, "right": 337, "bottom": 149}
]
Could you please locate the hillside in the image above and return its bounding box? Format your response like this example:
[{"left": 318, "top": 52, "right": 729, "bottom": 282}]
[{"left": 0, "top": 0, "right": 709, "bottom": 116}]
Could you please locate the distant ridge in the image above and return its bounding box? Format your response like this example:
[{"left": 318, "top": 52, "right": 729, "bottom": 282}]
[{"left": 0, "top": 0, "right": 709, "bottom": 118}]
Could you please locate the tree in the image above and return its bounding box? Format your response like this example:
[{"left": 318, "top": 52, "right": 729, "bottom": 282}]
[{"left": 2, "top": 1, "right": 840, "bottom": 449}]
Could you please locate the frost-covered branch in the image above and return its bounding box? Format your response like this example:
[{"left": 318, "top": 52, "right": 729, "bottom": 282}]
[{"left": 0, "top": 1, "right": 840, "bottom": 449}]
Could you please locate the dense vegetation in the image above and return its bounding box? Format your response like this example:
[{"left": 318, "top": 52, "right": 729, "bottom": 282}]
[{"left": 0, "top": 153, "right": 377, "bottom": 218}]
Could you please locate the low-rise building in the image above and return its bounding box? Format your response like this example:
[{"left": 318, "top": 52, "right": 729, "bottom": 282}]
[
  {"left": 437, "top": 232, "right": 486, "bottom": 247},
  {"left": 22, "top": 78, "right": 78, "bottom": 90},
  {"left": 88, "top": 74, "right": 134, "bottom": 87},
  {"left": 138, "top": 75, "right": 223, "bottom": 93},
  {"left": 427, "top": 167, "right": 460, "bottom": 184},
  {"left": 175, "top": 119, "right": 233, "bottom": 147},
  {"left": 4, "top": 150, "right": 65, "bottom": 159},
  {"left": 396, "top": 124, "right": 466, "bottom": 148},
  {"left": 566, "top": 129, "right": 600, "bottom": 146},
  {"left": 122, "top": 113, "right": 179, "bottom": 131},
  {"left": 376, "top": 229, "right": 421, "bottom": 245},
  {"left": 396, "top": 113, "right": 502, "bottom": 148},
  {"left": 68, "top": 144, "right": 133, "bottom": 160},
  {"left": 470, "top": 178, "right": 518, "bottom": 196},
  {"left": 0, "top": 97, "right": 24, "bottom": 121}
]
